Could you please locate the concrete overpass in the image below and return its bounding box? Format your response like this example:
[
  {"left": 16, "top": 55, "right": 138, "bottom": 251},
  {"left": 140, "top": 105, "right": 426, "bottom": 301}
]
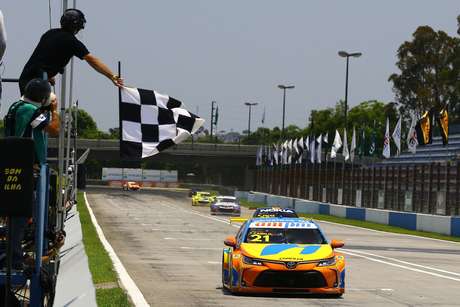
[{"left": 47, "top": 138, "right": 258, "bottom": 189}]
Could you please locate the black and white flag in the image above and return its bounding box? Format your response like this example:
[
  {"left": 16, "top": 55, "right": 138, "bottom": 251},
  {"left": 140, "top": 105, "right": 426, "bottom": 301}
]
[{"left": 120, "top": 87, "right": 204, "bottom": 159}]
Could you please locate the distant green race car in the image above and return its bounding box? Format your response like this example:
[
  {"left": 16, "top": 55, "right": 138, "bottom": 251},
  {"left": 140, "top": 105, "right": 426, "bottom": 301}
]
[{"left": 191, "top": 192, "right": 216, "bottom": 206}]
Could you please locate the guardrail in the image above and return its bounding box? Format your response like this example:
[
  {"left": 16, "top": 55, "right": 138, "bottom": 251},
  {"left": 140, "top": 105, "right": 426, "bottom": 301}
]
[{"left": 48, "top": 138, "right": 258, "bottom": 154}]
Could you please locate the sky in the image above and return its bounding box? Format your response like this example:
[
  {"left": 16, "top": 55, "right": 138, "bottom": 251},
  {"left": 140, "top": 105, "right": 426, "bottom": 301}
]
[{"left": 1, "top": 1, "right": 459, "bottom": 133}]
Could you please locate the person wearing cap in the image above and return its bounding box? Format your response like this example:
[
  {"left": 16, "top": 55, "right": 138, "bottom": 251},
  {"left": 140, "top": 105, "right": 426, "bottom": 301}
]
[
  {"left": 4, "top": 78, "right": 60, "bottom": 269},
  {"left": 5, "top": 79, "right": 59, "bottom": 163},
  {"left": 19, "top": 8, "right": 123, "bottom": 95}
]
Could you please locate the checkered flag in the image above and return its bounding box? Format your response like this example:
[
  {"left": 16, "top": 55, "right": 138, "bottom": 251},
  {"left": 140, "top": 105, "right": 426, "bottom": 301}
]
[{"left": 120, "top": 87, "right": 204, "bottom": 159}]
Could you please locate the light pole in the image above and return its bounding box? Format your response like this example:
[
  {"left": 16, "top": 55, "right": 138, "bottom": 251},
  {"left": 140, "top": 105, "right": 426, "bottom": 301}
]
[
  {"left": 244, "top": 102, "right": 258, "bottom": 136},
  {"left": 338, "top": 51, "right": 362, "bottom": 127},
  {"left": 278, "top": 84, "right": 295, "bottom": 139}
]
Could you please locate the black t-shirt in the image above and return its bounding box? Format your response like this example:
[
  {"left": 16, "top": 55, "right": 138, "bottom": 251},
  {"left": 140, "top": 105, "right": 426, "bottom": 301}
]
[{"left": 21, "top": 28, "right": 89, "bottom": 78}]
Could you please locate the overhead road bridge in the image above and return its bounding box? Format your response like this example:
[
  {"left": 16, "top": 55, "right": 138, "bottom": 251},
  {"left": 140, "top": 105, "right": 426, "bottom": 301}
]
[{"left": 47, "top": 139, "right": 258, "bottom": 189}]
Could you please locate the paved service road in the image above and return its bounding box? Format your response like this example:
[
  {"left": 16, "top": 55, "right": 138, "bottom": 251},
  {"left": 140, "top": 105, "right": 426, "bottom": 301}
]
[{"left": 86, "top": 187, "right": 460, "bottom": 307}]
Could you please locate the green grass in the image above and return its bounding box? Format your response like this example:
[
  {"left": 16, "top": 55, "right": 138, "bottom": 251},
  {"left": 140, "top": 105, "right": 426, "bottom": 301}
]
[
  {"left": 96, "top": 288, "right": 130, "bottom": 307},
  {"left": 238, "top": 199, "right": 460, "bottom": 243},
  {"left": 77, "top": 192, "right": 131, "bottom": 306}
]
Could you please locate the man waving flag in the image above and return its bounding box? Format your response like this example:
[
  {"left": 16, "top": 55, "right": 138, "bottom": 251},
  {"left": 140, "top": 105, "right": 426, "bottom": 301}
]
[{"left": 119, "top": 87, "right": 204, "bottom": 159}]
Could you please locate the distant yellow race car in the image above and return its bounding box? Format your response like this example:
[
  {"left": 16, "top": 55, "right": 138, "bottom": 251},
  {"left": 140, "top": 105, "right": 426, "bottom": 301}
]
[{"left": 192, "top": 192, "right": 215, "bottom": 206}]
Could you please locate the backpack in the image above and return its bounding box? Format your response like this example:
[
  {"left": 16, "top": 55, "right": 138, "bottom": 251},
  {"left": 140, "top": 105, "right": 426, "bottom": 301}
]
[{"left": 3, "top": 101, "right": 34, "bottom": 138}]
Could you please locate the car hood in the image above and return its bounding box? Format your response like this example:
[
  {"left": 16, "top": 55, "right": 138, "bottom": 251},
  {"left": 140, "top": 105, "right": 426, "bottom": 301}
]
[{"left": 240, "top": 243, "right": 333, "bottom": 262}]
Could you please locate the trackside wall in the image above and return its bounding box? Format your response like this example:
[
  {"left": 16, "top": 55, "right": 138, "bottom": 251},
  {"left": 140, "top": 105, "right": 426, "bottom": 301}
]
[{"left": 235, "top": 191, "right": 459, "bottom": 237}]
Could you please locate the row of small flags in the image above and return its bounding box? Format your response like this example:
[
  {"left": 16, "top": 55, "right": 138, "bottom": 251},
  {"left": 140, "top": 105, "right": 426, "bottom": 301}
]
[{"left": 256, "top": 104, "right": 449, "bottom": 166}]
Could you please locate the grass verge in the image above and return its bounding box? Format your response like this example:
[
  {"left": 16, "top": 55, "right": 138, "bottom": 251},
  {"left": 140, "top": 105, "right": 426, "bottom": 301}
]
[
  {"left": 238, "top": 199, "right": 460, "bottom": 243},
  {"left": 77, "top": 192, "right": 131, "bottom": 306}
]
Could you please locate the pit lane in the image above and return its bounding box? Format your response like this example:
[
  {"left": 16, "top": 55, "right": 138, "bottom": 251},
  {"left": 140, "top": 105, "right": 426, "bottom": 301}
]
[{"left": 86, "top": 187, "right": 460, "bottom": 306}]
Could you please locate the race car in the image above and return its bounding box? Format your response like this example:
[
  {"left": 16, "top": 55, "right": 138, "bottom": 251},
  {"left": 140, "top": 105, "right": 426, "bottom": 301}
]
[
  {"left": 210, "top": 196, "right": 241, "bottom": 216},
  {"left": 222, "top": 217, "right": 345, "bottom": 296},
  {"left": 253, "top": 207, "right": 298, "bottom": 218},
  {"left": 122, "top": 181, "right": 140, "bottom": 191},
  {"left": 191, "top": 191, "right": 215, "bottom": 206}
]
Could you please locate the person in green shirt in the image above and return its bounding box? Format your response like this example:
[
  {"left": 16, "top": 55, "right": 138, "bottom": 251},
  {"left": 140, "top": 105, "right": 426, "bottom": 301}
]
[
  {"left": 6, "top": 78, "right": 60, "bottom": 163},
  {"left": 4, "top": 78, "right": 59, "bottom": 269}
]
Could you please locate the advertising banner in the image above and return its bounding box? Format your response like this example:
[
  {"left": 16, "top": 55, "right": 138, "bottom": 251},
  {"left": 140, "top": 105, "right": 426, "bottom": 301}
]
[
  {"left": 143, "top": 169, "right": 161, "bottom": 182},
  {"left": 161, "top": 170, "right": 178, "bottom": 182},
  {"left": 102, "top": 168, "right": 123, "bottom": 181},
  {"left": 122, "top": 168, "right": 143, "bottom": 181}
]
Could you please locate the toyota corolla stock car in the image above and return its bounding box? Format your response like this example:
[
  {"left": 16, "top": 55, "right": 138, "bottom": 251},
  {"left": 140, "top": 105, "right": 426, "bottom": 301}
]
[
  {"left": 210, "top": 196, "right": 241, "bottom": 216},
  {"left": 222, "top": 218, "right": 345, "bottom": 296}
]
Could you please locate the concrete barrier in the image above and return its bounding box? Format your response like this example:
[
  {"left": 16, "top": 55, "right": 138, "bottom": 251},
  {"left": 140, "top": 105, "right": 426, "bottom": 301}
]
[
  {"left": 293, "top": 199, "right": 319, "bottom": 214},
  {"left": 365, "top": 208, "right": 389, "bottom": 225},
  {"left": 267, "top": 195, "right": 294, "bottom": 208},
  {"left": 389, "top": 211, "right": 417, "bottom": 230},
  {"left": 416, "top": 213, "right": 451, "bottom": 236},
  {"left": 244, "top": 191, "right": 460, "bottom": 237},
  {"left": 234, "top": 191, "right": 249, "bottom": 200},
  {"left": 248, "top": 192, "right": 267, "bottom": 204},
  {"left": 329, "top": 204, "right": 347, "bottom": 218}
]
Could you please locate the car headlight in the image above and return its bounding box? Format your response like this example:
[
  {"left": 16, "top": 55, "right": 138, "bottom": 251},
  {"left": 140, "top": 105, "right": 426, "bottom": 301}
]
[
  {"left": 317, "top": 257, "right": 336, "bottom": 267},
  {"left": 243, "top": 256, "right": 264, "bottom": 266}
]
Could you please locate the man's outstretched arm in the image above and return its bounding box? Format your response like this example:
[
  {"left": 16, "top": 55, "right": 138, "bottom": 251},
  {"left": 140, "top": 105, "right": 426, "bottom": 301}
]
[{"left": 83, "top": 54, "right": 124, "bottom": 87}]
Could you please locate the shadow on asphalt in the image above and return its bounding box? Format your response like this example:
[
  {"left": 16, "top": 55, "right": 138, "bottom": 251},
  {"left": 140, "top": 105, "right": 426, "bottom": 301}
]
[{"left": 217, "top": 286, "right": 343, "bottom": 299}]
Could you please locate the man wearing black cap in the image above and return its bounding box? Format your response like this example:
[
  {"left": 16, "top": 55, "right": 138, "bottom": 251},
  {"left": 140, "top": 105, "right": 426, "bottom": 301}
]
[{"left": 19, "top": 8, "right": 123, "bottom": 94}]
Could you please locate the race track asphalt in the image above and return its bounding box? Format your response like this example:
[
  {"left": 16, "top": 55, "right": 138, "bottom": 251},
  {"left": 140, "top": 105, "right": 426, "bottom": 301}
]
[{"left": 86, "top": 187, "right": 460, "bottom": 307}]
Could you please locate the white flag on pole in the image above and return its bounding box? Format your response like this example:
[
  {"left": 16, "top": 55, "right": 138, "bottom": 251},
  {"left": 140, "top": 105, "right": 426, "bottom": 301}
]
[
  {"left": 343, "top": 129, "right": 350, "bottom": 161},
  {"left": 350, "top": 127, "right": 357, "bottom": 162},
  {"left": 323, "top": 132, "right": 329, "bottom": 144},
  {"left": 331, "top": 130, "right": 342, "bottom": 159},
  {"left": 383, "top": 117, "right": 391, "bottom": 159},
  {"left": 407, "top": 115, "right": 418, "bottom": 154},
  {"left": 297, "top": 137, "right": 304, "bottom": 164},
  {"left": 310, "top": 137, "right": 316, "bottom": 163},
  {"left": 392, "top": 117, "right": 402, "bottom": 155},
  {"left": 316, "top": 134, "right": 322, "bottom": 164}
]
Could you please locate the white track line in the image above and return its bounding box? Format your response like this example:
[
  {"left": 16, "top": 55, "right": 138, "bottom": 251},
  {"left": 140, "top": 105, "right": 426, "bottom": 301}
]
[
  {"left": 84, "top": 193, "right": 150, "bottom": 307},
  {"left": 157, "top": 199, "right": 460, "bottom": 283},
  {"left": 340, "top": 249, "right": 460, "bottom": 282},
  {"left": 340, "top": 248, "right": 460, "bottom": 277}
]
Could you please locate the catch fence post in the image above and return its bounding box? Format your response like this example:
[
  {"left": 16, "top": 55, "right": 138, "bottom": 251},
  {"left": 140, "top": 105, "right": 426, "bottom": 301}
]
[
  {"left": 446, "top": 162, "right": 451, "bottom": 216},
  {"left": 421, "top": 164, "right": 426, "bottom": 213},
  {"left": 456, "top": 161, "right": 460, "bottom": 215}
]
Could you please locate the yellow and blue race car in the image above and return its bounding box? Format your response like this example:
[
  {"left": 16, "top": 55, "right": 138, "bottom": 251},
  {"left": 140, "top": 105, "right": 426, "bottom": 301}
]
[
  {"left": 191, "top": 191, "right": 216, "bottom": 206},
  {"left": 222, "top": 217, "right": 345, "bottom": 296}
]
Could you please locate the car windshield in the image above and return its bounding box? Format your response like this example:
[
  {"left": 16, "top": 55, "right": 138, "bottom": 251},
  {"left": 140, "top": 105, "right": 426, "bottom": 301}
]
[
  {"left": 244, "top": 228, "right": 326, "bottom": 244},
  {"left": 200, "top": 193, "right": 211, "bottom": 196},
  {"left": 253, "top": 209, "right": 298, "bottom": 218}
]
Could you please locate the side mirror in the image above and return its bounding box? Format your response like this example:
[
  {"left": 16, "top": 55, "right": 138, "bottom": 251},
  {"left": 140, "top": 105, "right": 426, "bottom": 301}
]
[
  {"left": 224, "top": 236, "right": 237, "bottom": 247},
  {"left": 330, "top": 239, "right": 344, "bottom": 249}
]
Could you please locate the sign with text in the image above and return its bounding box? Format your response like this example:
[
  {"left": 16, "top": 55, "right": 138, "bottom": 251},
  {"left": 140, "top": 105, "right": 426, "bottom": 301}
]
[
  {"left": 160, "top": 170, "right": 178, "bottom": 182},
  {"left": 102, "top": 168, "right": 123, "bottom": 181},
  {"left": 142, "top": 169, "right": 161, "bottom": 182},
  {"left": 0, "top": 138, "right": 34, "bottom": 216},
  {"left": 122, "top": 168, "right": 143, "bottom": 181}
]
